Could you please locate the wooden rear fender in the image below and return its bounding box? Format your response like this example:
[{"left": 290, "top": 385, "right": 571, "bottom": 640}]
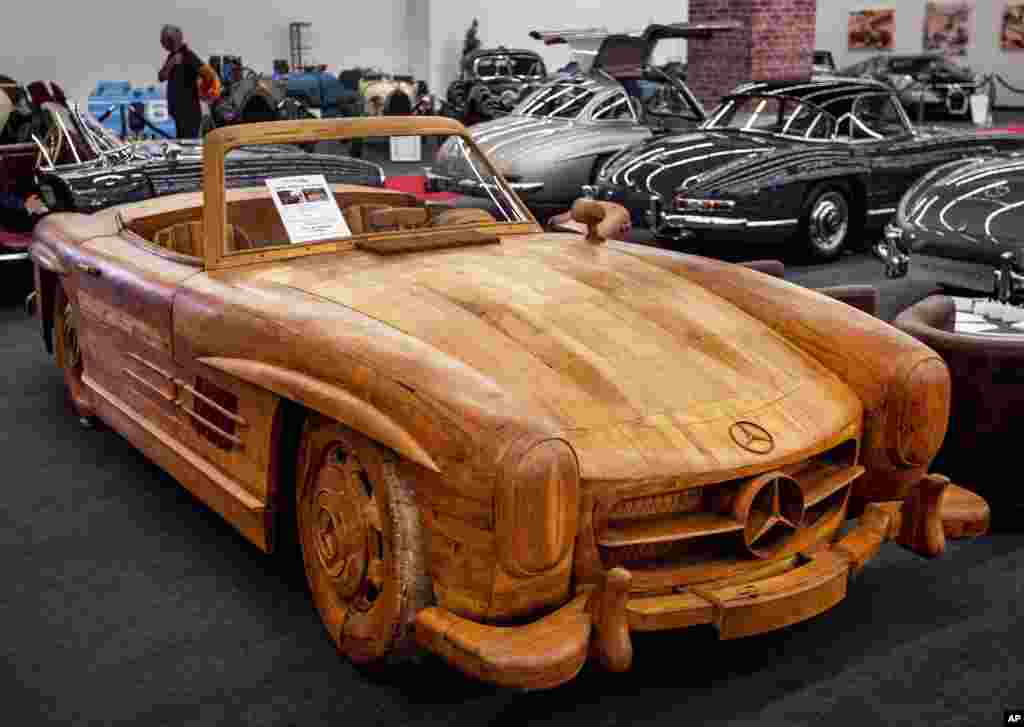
[{"left": 197, "top": 357, "right": 440, "bottom": 474}]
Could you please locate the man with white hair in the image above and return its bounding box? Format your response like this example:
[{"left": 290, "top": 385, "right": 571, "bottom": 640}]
[{"left": 158, "top": 24, "right": 214, "bottom": 138}]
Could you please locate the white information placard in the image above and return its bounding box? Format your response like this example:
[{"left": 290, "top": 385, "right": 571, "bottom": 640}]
[
  {"left": 390, "top": 135, "right": 422, "bottom": 162},
  {"left": 265, "top": 174, "right": 351, "bottom": 244}
]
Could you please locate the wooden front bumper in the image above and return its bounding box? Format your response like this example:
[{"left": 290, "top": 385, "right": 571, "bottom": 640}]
[{"left": 414, "top": 492, "right": 949, "bottom": 690}]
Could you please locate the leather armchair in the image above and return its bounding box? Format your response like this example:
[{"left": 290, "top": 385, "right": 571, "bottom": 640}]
[{"left": 894, "top": 295, "right": 1021, "bottom": 530}]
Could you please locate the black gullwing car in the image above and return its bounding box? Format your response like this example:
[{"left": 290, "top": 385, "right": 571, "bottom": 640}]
[{"left": 592, "top": 78, "right": 1024, "bottom": 260}]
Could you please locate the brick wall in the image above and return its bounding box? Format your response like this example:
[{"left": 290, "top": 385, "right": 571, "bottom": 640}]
[{"left": 688, "top": 0, "right": 816, "bottom": 112}]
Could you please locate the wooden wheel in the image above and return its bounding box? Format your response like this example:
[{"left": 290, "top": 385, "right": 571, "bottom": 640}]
[
  {"left": 52, "top": 282, "right": 92, "bottom": 424},
  {"left": 296, "top": 416, "right": 431, "bottom": 666}
]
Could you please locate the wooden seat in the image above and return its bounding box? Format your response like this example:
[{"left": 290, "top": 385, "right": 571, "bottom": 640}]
[
  {"left": 152, "top": 221, "right": 254, "bottom": 257},
  {"left": 343, "top": 204, "right": 394, "bottom": 235},
  {"left": 367, "top": 206, "right": 430, "bottom": 232},
  {"left": 430, "top": 208, "right": 497, "bottom": 227}
]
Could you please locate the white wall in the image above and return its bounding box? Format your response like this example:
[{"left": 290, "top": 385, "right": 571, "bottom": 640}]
[
  {"left": 426, "top": 1, "right": 688, "bottom": 96},
  {"left": 815, "top": 0, "right": 1024, "bottom": 107},
  {"left": 5, "top": 0, "right": 416, "bottom": 103}
]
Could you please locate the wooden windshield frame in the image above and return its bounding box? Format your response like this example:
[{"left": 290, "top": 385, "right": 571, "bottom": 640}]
[{"left": 201, "top": 116, "right": 541, "bottom": 271}]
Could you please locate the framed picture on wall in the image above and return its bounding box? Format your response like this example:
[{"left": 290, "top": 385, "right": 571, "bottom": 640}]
[
  {"left": 1002, "top": 3, "right": 1024, "bottom": 50},
  {"left": 848, "top": 8, "right": 895, "bottom": 51},
  {"left": 923, "top": 1, "right": 972, "bottom": 56}
]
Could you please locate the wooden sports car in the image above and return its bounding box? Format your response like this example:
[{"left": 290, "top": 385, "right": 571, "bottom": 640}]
[{"left": 29, "top": 116, "right": 976, "bottom": 690}]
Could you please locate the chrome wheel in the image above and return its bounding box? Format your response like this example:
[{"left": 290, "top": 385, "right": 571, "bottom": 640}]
[{"left": 806, "top": 189, "right": 850, "bottom": 260}]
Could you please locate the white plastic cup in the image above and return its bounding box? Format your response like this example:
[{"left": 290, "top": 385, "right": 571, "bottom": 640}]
[{"left": 970, "top": 93, "right": 990, "bottom": 126}]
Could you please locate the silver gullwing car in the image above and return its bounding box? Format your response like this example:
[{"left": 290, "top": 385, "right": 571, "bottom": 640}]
[{"left": 433, "top": 22, "right": 739, "bottom": 211}]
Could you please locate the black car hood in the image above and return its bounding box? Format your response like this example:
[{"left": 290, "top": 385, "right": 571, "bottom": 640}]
[
  {"left": 46, "top": 149, "right": 384, "bottom": 212},
  {"left": 901, "top": 152, "right": 1024, "bottom": 264},
  {"left": 599, "top": 130, "right": 785, "bottom": 197}
]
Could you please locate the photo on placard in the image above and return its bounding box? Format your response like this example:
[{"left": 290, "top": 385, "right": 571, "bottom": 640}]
[
  {"left": 302, "top": 187, "right": 328, "bottom": 203},
  {"left": 277, "top": 189, "right": 303, "bottom": 205},
  {"left": 1002, "top": 2, "right": 1024, "bottom": 50},
  {"left": 848, "top": 8, "right": 896, "bottom": 50},
  {"left": 924, "top": 1, "right": 972, "bottom": 56}
]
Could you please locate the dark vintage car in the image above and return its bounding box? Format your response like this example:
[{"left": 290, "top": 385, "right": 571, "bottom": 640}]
[
  {"left": 30, "top": 104, "right": 385, "bottom": 212},
  {"left": 436, "top": 22, "right": 737, "bottom": 212},
  {"left": 204, "top": 64, "right": 318, "bottom": 132},
  {"left": 592, "top": 79, "right": 1024, "bottom": 260},
  {"left": 839, "top": 53, "right": 977, "bottom": 118},
  {"left": 0, "top": 101, "right": 384, "bottom": 262},
  {"left": 876, "top": 150, "right": 1024, "bottom": 292},
  {"left": 446, "top": 47, "right": 548, "bottom": 125}
]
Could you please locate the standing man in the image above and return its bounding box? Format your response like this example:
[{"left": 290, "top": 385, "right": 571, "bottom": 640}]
[{"left": 158, "top": 24, "right": 217, "bottom": 138}]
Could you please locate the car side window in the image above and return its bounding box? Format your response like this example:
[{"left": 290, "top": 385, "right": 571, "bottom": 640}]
[
  {"left": 781, "top": 104, "right": 835, "bottom": 139},
  {"left": 851, "top": 94, "right": 908, "bottom": 140},
  {"left": 591, "top": 91, "right": 636, "bottom": 121}
]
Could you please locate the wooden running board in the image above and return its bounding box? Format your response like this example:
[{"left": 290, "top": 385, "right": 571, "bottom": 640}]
[{"left": 84, "top": 375, "right": 269, "bottom": 550}]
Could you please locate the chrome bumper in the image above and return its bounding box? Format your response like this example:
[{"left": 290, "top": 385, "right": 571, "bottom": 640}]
[{"left": 646, "top": 195, "right": 797, "bottom": 238}]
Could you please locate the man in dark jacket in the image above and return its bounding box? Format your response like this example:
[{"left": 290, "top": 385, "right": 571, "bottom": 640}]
[{"left": 158, "top": 25, "right": 209, "bottom": 138}]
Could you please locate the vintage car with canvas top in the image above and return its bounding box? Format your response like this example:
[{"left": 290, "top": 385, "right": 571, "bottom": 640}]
[
  {"left": 440, "top": 22, "right": 737, "bottom": 212},
  {"left": 29, "top": 115, "right": 984, "bottom": 690},
  {"left": 592, "top": 78, "right": 1024, "bottom": 260},
  {"left": 446, "top": 47, "right": 548, "bottom": 125},
  {"left": 875, "top": 150, "right": 1024, "bottom": 292}
]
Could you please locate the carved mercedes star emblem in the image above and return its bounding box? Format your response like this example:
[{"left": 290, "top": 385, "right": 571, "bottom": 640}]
[{"left": 730, "top": 421, "right": 775, "bottom": 454}]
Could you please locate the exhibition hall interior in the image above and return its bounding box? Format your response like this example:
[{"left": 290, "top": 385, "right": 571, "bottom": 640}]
[{"left": 5, "top": 0, "right": 1024, "bottom": 724}]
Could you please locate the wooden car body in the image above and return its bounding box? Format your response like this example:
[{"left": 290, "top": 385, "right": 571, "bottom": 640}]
[{"left": 30, "top": 116, "right": 964, "bottom": 690}]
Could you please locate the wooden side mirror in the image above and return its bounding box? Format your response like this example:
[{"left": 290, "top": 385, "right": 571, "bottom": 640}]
[
  {"left": 570, "top": 199, "right": 631, "bottom": 244},
  {"left": 571, "top": 199, "right": 608, "bottom": 244}
]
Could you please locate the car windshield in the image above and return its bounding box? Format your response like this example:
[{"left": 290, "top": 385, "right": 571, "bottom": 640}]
[
  {"left": 37, "top": 103, "right": 130, "bottom": 168},
  {"left": 475, "top": 55, "right": 545, "bottom": 79},
  {"left": 705, "top": 95, "right": 837, "bottom": 138},
  {"left": 516, "top": 83, "right": 596, "bottom": 118},
  {"left": 216, "top": 131, "right": 531, "bottom": 258}
]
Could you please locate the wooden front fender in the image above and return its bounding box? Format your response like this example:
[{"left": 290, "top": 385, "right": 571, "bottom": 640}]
[
  {"left": 624, "top": 249, "right": 952, "bottom": 502},
  {"left": 198, "top": 357, "right": 440, "bottom": 473}
]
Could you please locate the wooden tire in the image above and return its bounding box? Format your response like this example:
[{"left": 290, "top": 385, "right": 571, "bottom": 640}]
[
  {"left": 296, "top": 415, "right": 431, "bottom": 666},
  {"left": 52, "top": 282, "right": 92, "bottom": 423}
]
